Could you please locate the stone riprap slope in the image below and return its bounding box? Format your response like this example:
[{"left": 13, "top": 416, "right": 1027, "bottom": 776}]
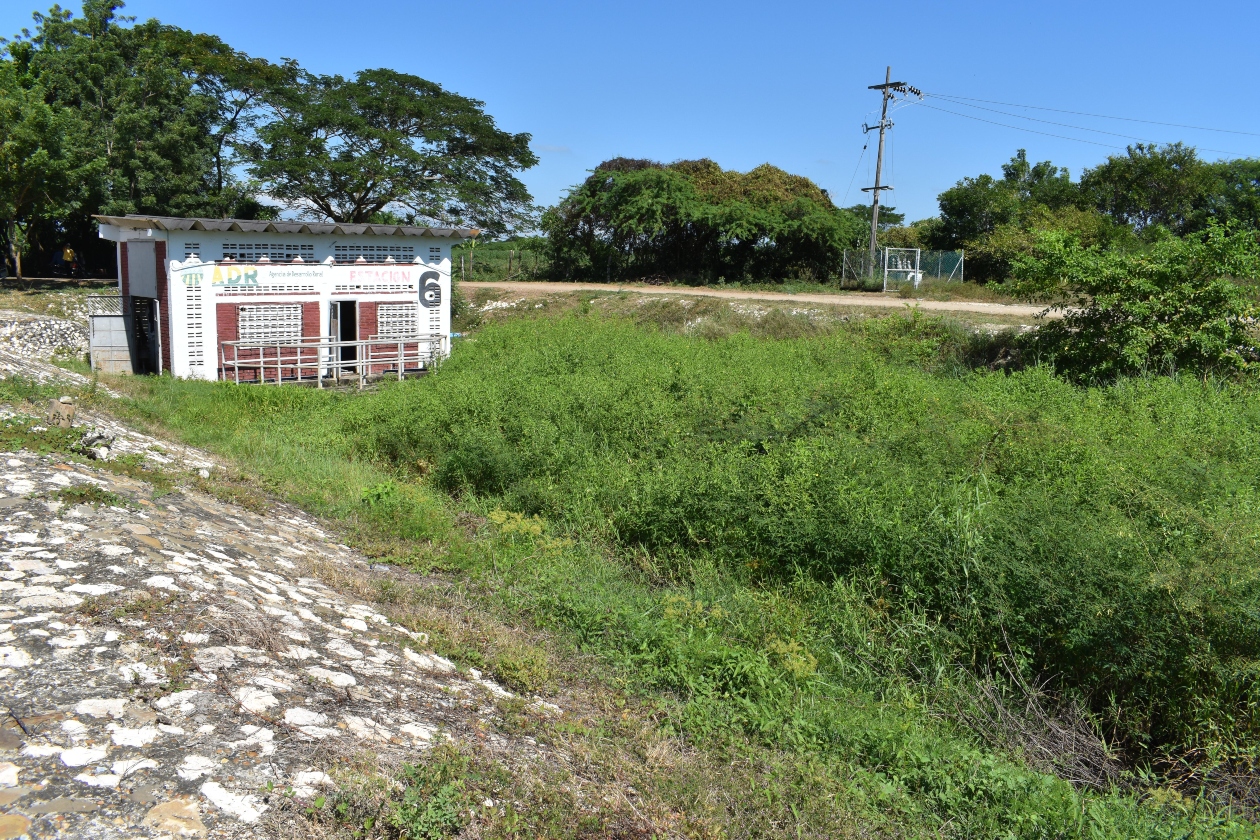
[
  {"left": 0, "top": 437, "right": 542, "bottom": 839},
  {"left": 0, "top": 310, "right": 87, "bottom": 361}
]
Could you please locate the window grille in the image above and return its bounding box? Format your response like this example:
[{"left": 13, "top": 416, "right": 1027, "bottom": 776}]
[
  {"left": 333, "top": 282, "right": 417, "bottom": 294},
  {"left": 238, "top": 304, "right": 303, "bottom": 342},
  {"left": 220, "top": 284, "right": 317, "bottom": 297},
  {"left": 377, "top": 304, "right": 420, "bottom": 337},
  {"left": 428, "top": 247, "right": 442, "bottom": 264},
  {"left": 221, "top": 243, "right": 315, "bottom": 262},
  {"left": 183, "top": 242, "right": 201, "bottom": 260},
  {"left": 187, "top": 287, "right": 205, "bottom": 368},
  {"left": 333, "top": 244, "right": 415, "bottom": 263}
]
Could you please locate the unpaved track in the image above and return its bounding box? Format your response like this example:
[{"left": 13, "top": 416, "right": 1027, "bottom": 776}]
[{"left": 462, "top": 281, "right": 1054, "bottom": 318}]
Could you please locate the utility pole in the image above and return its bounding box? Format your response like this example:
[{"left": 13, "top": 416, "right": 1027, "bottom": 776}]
[
  {"left": 863, "top": 67, "right": 897, "bottom": 275},
  {"left": 861, "top": 69, "right": 920, "bottom": 276}
]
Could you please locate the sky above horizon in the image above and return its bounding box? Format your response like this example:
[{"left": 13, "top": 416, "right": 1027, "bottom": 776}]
[{"left": 5, "top": 0, "right": 1259, "bottom": 223}]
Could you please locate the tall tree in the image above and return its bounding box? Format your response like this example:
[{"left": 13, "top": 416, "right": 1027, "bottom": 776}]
[
  {"left": 1198, "top": 158, "right": 1260, "bottom": 231},
  {"left": 1080, "top": 142, "right": 1212, "bottom": 235},
  {"left": 1, "top": 1, "right": 282, "bottom": 273},
  {"left": 0, "top": 60, "right": 92, "bottom": 276},
  {"left": 243, "top": 68, "right": 538, "bottom": 232},
  {"left": 544, "top": 158, "right": 864, "bottom": 283}
]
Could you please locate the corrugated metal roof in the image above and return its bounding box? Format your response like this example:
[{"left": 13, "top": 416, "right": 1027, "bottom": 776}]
[{"left": 93, "top": 214, "right": 479, "bottom": 238}]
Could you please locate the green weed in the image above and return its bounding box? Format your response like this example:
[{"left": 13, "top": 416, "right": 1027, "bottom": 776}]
[
  {"left": 105, "top": 311, "right": 1260, "bottom": 836},
  {"left": 53, "top": 483, "right": 130, "bottom": 508}
]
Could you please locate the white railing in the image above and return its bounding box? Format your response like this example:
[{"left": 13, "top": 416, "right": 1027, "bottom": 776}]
[{"left": 219, "top": 334, "right": 447, "bottom": 388}]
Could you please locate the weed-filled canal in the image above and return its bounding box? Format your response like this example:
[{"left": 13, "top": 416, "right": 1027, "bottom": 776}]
[{"left": 121, "top": 312, "right": 1260, "bottom": 838}]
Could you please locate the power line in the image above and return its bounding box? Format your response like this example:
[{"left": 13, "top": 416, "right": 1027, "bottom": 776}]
[
  {"left": 918, "top": 102, "right": 1127, "bottom": 149},
  {"left": 927, "top": 95, "right": 1245, "bottom": 155},
  {"left": 922, "top": 92, "right": 1260, "bottom": 139},
  {"left": 841, "top": 139, "right": 868, "bottom": 206}
]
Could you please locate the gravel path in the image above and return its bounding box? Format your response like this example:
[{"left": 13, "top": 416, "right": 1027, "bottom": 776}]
[{"left": 461, "top": 281, "right": 1057, "bottom": 318}]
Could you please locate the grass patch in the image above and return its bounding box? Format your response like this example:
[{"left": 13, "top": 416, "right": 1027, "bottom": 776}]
[
  {"left": 53, "top": 483, "right": 131, "bottom": 508},
  {"left": 104, "top": 311, "right": 1260, "bottom": 837}
]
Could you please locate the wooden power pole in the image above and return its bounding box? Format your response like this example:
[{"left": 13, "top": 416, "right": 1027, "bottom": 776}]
[{"left": 863, "top": 66, "right": 899, "bottom": 275}]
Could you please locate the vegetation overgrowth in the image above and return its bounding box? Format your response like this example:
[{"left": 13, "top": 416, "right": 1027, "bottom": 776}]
[
  {"left": 344, "top": 314, "right": 1260, "bottom": 765},
  {"left": 112, "top": 306, "right": 1260, "bottom": 837},
  {"left": 1011, "top": 224, "right": 1260, "bottom": 380},
  {"left": 542, "top": 157, "right": 867, "bottom": 284}
]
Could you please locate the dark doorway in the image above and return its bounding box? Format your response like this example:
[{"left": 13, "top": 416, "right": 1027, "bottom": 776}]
[
  {"left": 128, "top": 297, "right": 160, "bottom": 374},
  {"left": 330, "top": 300, "right": 357, "bottom": 369}
]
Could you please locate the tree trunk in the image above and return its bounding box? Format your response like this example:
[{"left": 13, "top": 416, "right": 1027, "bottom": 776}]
[{"left": 7, "top": 222, "right": 19, "bottom": 280}]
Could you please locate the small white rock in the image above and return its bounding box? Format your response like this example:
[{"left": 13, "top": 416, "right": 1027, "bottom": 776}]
[
  {"left": 231, "top": 686, "right": 278, "bottom": 714},
  {"left": 113, "top": 757, "right": 158, "bottom": 777},
  {"left": 283, "top": 708, "right": 327, "bottom": 727},
  {"left": 306, "top": 666, "right": 356, "bottom": 688},
  {"left": 109, "top": 725, "right": 159, "bottom": 747},
  {"left": 201, "top": 780, "right": 266, "bottom": 823},
  {"left": 0, "top": 761, "right": 19, "bottom": 786},
  {"left": 60, "top": 746, "right": 108, "bottom": 767},
  {"left": 176, "top": 754, "right": 216, "bottom": 780},
  {"left": 74, "top": 772, "right": 120, "bottom": 789}
]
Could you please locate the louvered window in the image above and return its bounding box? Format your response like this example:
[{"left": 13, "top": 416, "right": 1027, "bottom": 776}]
[
  {"left": 238, "top": 305, "right": 303, "bottom": 342},
  {"left": 221, "top": 243, "right": 314, "bottom": 262},
  {"left": 334, "top": 244, "right": 415, "bottom": 263},
  {"left": 377, "top": 303, "right": 420, "bottom": 337}
]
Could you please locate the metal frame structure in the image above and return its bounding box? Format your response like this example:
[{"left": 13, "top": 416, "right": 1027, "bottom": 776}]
[
  {"left": 883, "top": 247, "right": 922, "bottom": 291},
  {"left": 220, "top": 333, "right": 447, "bottom": 389}
]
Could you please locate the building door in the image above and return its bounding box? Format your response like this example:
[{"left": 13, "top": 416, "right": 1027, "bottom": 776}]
[
  {"left": 329, "top": 300, "right": 357, "bottom": 370},
  {"left": 129, "top": 297, "right": 160, "bottom": 374}
]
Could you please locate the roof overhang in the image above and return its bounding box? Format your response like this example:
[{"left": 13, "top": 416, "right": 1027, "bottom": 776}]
[{"left": 93, "top": 214, "right": 480, "bottom": 240}]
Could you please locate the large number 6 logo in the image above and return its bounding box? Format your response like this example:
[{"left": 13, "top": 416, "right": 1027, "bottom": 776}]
[{"left": 420, "top": 271, "right": 442, "bottom": 309}]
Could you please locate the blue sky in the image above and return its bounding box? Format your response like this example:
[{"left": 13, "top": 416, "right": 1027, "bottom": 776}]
[{"left": 6, "top": 0, "right": 1259, "bottom": 222}]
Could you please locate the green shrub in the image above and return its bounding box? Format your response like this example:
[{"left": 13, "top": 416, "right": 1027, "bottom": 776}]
[
  {"left": 344, "top": 314, "right": 1260, "bottom": 761},
  {"left": 1010, "top": 224, "right": 1260, "bottom": 379}
]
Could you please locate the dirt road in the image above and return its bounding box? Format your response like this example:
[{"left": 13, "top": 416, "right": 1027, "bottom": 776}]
[{"left": 461, "top": 281, "right": 1054, "bottom": 318}]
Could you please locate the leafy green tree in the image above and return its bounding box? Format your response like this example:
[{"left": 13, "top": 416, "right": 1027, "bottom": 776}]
[
  {"left": 243, "top": 68, "right": 537, "bottom": 231},
  {"left": 999, "top": 149, "right": 1078, "bottom": 210},
  {"left": 3, "top": 1, "right": 280, "bottom": 272},
  {"left": 1079, "top": 142, "right": 1213, "bottom": 235},
  {"left": 543, "top": 158, "right": 865, "bottom": 283},
  {"left": 0, "top": 60, "right": 92, "bottom": 276},
  {"left": 1010, "top": 224, "right": 1260, "bottom": 379},
  {"left": 935, "top": 173, "right": 1022, "bottom": 250},
  {"left": 1198, "top": 158, "right": 1260, "bottom": 231},
  {"left": 936, "top": 150, "right": 1080, "bottom": 254},
  {"left": 843, "top": 203, "right": 903, "bottom": 228}
]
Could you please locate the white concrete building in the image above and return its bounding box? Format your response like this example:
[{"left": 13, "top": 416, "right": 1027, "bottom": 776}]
[{"left": 94, "top": 215, "right": 474, "bottom": 383}]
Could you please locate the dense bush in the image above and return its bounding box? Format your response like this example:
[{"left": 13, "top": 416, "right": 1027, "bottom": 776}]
[
  {"left": 344, "top": 315, "right": 1260, "bottom": 760},
  {"left": 1011, "top": 224, "right": 1260, "bottom": 380},
  {"left": 542, "top": 157, "right": 866, "bottom": 284}
]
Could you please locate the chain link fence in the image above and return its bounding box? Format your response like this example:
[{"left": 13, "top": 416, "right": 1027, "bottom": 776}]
[{"left": 839, "top": 249, "right": 965, "bottom": 289}]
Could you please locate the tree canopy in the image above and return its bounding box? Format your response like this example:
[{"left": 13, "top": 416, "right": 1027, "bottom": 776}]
[
  {"left": 0, "top": 1, "right": 536, "bottom": 275},
  {"left": 543, "top": 158, "right": 865, "bottom": 283},
  {"left": 243, "top": 68, "right": 537, "bottom": 230}
]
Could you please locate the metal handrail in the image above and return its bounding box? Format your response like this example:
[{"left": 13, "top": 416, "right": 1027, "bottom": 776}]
[{"left": 220, "top": 333, "right": 447, "bottom": 388}]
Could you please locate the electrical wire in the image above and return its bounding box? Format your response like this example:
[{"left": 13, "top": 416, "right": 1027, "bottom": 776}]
[
  {"left": 919, "top": 102, "right": 1161, "bottom": 150},
  {"left": 927, "top": 94, "right": 1245, "bottom": 155},
  {"left": 842, "top": 138, "right": 868, "bottom": 206},
  {"left": 922, "top": 92, "right": 1260, "bottom": 138}
]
